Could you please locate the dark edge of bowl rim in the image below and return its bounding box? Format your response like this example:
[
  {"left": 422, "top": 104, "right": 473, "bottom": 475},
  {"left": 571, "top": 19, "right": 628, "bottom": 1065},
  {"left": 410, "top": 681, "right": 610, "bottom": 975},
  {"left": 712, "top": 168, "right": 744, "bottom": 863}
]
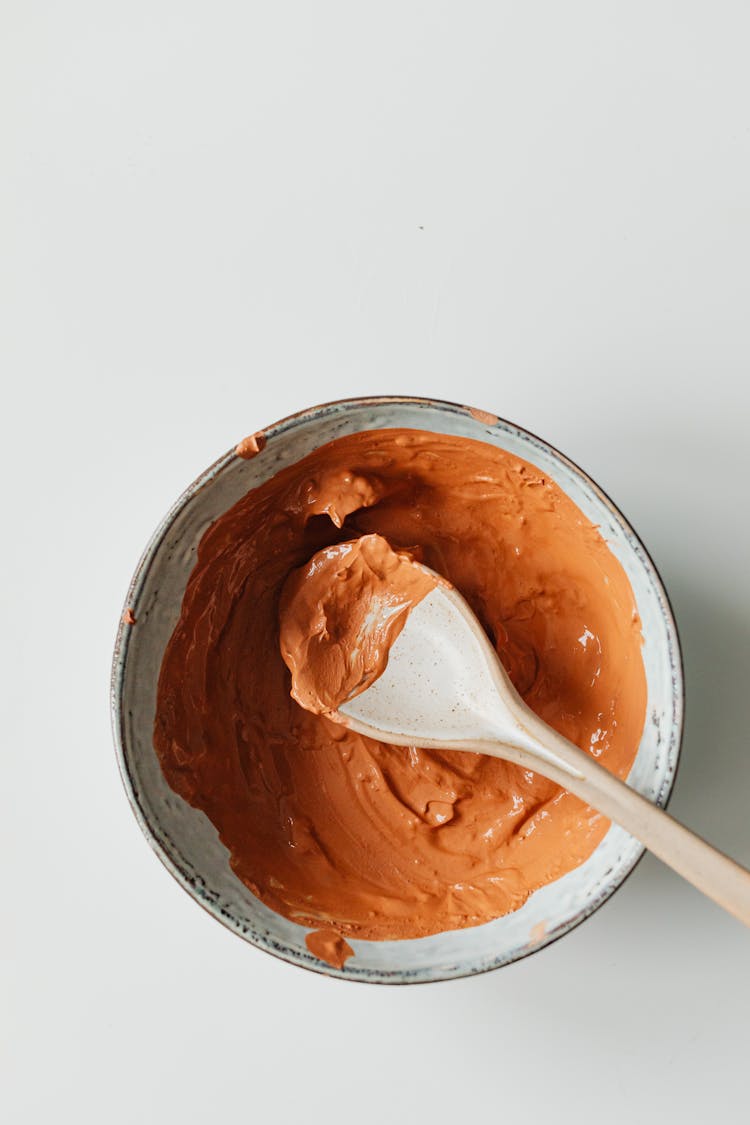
[{"left": 110, "top": 394, "right": 686, "bottom": 986}]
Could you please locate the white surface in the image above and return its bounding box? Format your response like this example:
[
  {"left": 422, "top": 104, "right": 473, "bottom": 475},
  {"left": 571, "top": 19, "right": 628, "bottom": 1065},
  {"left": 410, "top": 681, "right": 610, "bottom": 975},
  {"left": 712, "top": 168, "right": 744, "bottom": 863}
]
[{"left": 2, "top": 3, "right": 749, "bottom": 1122}]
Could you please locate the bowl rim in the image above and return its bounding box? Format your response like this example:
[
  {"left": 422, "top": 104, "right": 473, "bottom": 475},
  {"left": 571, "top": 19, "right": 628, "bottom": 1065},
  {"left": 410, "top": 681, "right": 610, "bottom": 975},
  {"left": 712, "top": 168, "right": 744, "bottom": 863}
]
[{"left": 110, "top": 394, "right": 685, "bottom": 984}]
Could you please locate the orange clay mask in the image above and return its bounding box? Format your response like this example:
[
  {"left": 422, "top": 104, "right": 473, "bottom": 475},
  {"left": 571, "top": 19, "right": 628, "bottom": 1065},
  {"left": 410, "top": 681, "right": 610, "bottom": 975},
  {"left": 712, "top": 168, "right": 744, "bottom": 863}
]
[
  {"left": 279, "top": 534, "right": 439, "bottom": 717},
  {"left": 155, "top": 429, "right": 646, "bottom": 941}
]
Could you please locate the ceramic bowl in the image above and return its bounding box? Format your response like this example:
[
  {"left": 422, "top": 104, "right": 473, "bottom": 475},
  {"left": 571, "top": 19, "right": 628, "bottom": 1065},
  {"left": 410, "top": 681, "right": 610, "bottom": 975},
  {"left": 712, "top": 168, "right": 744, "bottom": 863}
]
[{"left": 111, "top": 396, "right": 683, "bottom": 983}]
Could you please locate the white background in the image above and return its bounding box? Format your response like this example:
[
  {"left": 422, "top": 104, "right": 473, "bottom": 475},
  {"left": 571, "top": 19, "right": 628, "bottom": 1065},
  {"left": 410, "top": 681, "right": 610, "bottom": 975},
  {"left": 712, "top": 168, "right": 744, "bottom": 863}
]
[{"left": 3, "top": 3, "right": 749, "bottom": 1122}]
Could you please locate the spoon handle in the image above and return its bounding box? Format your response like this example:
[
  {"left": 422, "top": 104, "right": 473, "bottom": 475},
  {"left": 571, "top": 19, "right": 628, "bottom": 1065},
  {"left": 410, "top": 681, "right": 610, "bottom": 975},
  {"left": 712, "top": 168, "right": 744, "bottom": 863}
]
[{"left": 484, "top": 728, "right": 750, "bottom": 928}]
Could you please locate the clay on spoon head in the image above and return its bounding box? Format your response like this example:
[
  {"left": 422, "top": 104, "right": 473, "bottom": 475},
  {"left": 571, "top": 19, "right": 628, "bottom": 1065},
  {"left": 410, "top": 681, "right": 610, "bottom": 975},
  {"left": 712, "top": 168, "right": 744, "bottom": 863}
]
[
  {"left": 279, "top": 533, "right": 442, "bottom": 720},
  {"left": 279, "top": 533, "right": 750, "bottom": 928}
]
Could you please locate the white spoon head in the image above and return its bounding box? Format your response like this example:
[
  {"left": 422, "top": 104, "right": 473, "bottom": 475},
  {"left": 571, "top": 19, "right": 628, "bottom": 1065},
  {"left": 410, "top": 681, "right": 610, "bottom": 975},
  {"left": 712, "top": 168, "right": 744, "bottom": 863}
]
[{"left": 338, "top": 583, "right": 527, "bottom": 750}]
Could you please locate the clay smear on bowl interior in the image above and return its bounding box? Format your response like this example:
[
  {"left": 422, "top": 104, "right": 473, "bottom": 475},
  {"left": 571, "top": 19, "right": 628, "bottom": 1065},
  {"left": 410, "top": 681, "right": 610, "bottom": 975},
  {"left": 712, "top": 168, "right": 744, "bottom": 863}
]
[
  {"left": 235, "top": 431, "right": 267, "bottom": 459},
  {"left": 466, "top": 406, "right": 499, "bottom": 426},
  {"left": 305, "top": 929, "right": 355, "bottom": 968}
]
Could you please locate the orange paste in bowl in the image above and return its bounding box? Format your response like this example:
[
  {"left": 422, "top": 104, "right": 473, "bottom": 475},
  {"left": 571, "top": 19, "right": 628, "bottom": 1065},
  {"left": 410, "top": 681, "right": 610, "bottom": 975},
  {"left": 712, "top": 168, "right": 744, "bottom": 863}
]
[{"left": 154, "top": 429, "right": 646, "bottom": 941}]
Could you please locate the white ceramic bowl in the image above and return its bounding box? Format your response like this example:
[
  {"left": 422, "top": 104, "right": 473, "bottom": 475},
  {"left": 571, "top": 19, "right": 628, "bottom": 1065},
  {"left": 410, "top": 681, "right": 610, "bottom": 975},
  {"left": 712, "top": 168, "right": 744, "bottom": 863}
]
[{"left": 111, "top": 397, "right": 683, "bottom": 983}]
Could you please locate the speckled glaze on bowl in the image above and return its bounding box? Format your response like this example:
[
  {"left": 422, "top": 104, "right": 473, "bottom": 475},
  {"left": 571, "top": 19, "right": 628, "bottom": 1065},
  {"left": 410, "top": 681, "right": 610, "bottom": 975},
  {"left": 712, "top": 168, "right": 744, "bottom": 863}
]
[{"left": 111, "top": 397, "right": 683, "bottom": 984}]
